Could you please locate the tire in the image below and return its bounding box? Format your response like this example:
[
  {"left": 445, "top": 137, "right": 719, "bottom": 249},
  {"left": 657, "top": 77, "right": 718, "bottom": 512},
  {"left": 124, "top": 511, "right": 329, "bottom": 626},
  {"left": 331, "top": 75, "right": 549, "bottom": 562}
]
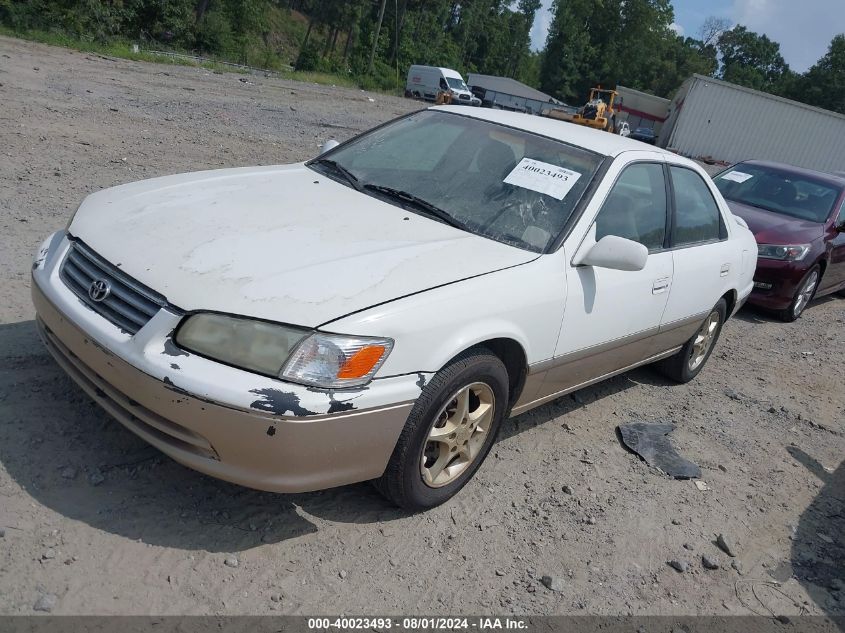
[
  {"left": 778, "top": 265, "right": 820, "bottom": 322},
  {"left": 656, "top": 298, "right": 727, "bottom": 383},
  {"left": 373, "top": 348, "right": 509, "bottom": 510}
]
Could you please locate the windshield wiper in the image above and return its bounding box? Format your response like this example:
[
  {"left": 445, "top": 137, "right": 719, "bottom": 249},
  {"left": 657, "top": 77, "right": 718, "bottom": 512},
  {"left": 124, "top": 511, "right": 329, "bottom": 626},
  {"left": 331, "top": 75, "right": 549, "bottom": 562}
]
[
  {"left": 311, "top": 158, "right": 363, "bottom": 191},
  {"left": 364, "top": 184, "right": 468, "bottom": 231}
]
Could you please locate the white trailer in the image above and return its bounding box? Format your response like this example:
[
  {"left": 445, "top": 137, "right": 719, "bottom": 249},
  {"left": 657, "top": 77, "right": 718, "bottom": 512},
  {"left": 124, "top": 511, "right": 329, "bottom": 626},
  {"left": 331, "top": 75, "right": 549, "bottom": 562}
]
[{"left": 660, "top": 74, "right": 845, "bottom": 173}]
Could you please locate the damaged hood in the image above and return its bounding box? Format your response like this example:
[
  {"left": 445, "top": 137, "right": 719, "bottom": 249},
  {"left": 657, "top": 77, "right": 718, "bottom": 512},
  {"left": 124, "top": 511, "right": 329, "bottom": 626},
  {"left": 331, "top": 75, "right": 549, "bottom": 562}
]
[{"left": 69, "top": 164, "right": 537, "bottom": 327}]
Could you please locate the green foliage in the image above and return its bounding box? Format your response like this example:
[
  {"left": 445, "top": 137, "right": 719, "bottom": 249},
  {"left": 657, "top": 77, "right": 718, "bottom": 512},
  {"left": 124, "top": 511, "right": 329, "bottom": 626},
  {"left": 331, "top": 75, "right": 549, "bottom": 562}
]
[
  {"left": 294, "top": 39, "right": 320, "bottom": 71},
  {"left": 195, "top": 10, "right": 233, "bottom": 54},
  {"left": 790, "top": 34, "right": 845, "bottom": 114},
  {"left": 1, "top": 0, "right": 842, "bottom": 113},
  {"left": 537, "top": 1, "right": 843, "bottom": 115},
  {"left": 539, "top": 0, "right": 594, "bottom": 102},
  {"left": 717, "top": 25, "right": 789, "bottom": 91},
  {"left": 539, "top": 0, "right": 711, "bottom": 102}
]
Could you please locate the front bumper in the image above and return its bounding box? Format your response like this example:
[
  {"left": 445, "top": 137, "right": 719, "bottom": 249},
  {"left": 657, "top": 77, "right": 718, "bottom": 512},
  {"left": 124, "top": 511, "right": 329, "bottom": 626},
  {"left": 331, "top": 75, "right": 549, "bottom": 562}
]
[
  {"left": 31, "top": 232, "right": 424, "bottom": 493},
  {"left": 746, "top": 257, "right": 811, "bottom": 311}
]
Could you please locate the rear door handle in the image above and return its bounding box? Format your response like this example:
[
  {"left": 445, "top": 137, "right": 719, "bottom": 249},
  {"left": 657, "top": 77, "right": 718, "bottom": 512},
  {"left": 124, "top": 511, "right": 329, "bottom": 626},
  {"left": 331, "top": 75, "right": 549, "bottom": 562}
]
[
  {"left": 720, "top": 263, "right": 730, "bottom": 277},
  {"left": 652, "top": 277, "right": 670, "bottom": 294}
]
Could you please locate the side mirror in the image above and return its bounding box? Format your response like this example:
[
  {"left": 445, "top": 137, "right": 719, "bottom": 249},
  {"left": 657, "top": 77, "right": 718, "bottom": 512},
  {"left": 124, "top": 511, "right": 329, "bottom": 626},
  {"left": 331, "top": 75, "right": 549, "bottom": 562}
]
[
  {"left": 319, "top": 139, "right": 339, "bottom": 155},
  {"left": 574, "top": 235, "right": 648, "bottom": 271}
]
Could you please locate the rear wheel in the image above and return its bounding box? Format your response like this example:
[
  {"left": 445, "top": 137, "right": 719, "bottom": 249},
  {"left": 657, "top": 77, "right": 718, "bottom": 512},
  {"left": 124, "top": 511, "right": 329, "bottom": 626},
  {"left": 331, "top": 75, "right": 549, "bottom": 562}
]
[
  {"left": 656, "top": 299, "right": 727, "bottom": 383},
  {"left": 373, "top": 348, "right": 508, "bottom": 510},
  {"left": 779, "top": 265, "right": 819, "bottom": 322}
]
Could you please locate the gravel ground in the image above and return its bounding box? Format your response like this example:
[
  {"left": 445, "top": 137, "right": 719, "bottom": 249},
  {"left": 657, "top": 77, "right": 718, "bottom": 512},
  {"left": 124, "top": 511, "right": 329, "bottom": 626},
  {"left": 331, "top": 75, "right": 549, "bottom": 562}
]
[{"left": 0, "top": 36, "right": 843, "bottom": 617}]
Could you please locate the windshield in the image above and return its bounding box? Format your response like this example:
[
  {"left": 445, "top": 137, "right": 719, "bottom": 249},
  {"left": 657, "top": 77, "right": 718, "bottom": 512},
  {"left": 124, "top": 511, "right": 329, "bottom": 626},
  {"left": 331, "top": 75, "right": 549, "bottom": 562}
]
[
  {"left": 308, "top": 110, "right": 603, "bottom": 252},
  {"left": 446, "top": 77, "right": 468, "bottom": 91},
  {"left": 715, "top": 164, "right": 841, "bottom": 223}
]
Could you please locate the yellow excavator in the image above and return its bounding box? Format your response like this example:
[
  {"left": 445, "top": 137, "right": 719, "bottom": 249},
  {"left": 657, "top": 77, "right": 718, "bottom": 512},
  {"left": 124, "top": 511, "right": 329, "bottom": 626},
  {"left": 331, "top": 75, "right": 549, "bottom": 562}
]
[{"left": 570, "top": 87, "right": 621, "bottom": 133}]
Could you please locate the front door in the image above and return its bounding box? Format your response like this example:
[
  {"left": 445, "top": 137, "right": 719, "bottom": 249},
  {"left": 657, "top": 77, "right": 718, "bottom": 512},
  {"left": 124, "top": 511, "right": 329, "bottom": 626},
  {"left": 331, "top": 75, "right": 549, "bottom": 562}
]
[
  {"left": 536, "top": 160, "right": 674, "bottom": 400},
  {"left": 821, "top": 199, "right": 845, "bottom": 292}
]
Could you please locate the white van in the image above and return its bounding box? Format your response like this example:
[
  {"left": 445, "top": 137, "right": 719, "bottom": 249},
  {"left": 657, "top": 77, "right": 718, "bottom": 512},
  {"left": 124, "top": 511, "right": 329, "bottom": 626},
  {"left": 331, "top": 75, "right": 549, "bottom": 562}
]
[{"left": 405, "top": 65, "right": 479, "bottom": 105}]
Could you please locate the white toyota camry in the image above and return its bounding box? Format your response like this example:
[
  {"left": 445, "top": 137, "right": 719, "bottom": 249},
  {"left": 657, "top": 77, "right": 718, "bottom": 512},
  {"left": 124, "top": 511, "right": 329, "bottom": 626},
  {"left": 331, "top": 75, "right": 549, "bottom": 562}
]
[{"left": 32, "top": 106, "right": 756, "bottom": 509}]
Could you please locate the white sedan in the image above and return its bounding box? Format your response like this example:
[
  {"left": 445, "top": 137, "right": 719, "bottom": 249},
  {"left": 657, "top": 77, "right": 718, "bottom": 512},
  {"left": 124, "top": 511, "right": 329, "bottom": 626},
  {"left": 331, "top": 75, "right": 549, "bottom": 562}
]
[{"left": 31, "top": 106, "right": 756, "bottom": 509}]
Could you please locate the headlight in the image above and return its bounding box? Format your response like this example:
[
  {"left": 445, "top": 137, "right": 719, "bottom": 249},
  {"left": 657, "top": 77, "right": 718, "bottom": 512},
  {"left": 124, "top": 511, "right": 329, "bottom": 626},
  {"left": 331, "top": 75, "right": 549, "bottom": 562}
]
[
  {"left": 281, "top": 332, "right": 393, "bottom": 388},
  {"left": 757, "top": 244, "right": 810, "bottom": 261},
  {"left": 175, "top": 313, "right": 393, "bottom": 388},
  {"left": 175, "top": 313, "right": 308, "bottom": 377}
]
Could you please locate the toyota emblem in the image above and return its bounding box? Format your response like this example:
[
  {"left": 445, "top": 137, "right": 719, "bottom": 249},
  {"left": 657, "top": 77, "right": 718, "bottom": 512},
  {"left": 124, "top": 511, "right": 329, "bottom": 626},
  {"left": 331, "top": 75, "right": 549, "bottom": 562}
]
[{"left": 88, "top": 279, "right": 111, "bottom": 302}]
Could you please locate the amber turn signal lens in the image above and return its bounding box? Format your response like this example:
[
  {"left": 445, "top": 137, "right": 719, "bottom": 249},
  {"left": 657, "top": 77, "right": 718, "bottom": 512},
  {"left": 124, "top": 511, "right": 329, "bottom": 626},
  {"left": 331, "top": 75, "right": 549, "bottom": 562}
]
[{"left": 337, "top": 345, "right": 387, "bottom": 379}]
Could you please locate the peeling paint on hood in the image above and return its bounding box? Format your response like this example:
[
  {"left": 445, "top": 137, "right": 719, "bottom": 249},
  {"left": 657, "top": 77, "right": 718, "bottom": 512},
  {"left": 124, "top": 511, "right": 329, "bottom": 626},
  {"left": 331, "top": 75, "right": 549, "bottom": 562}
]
[{"left": 69, "top": 163, "right": 538, "bottom": 327}]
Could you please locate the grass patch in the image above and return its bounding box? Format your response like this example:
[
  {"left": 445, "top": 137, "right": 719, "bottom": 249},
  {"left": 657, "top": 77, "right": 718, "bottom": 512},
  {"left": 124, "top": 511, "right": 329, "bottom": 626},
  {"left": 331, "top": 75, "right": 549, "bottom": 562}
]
[
  {"left": 0, "top": 27, "right": 402, "bottom": 94},
  {"left": 278, "top": 69, "right": 359, "bottom": 89},
  {"left": 0, "top": 26, "right": 248, "bottom": 73}
]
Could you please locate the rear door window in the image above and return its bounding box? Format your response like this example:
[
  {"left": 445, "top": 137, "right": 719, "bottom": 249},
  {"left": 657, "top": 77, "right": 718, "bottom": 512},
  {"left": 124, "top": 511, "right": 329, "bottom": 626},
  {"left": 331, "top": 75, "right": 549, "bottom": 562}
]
[{"left": 670, "top": 166, "right": 724, "bottom": 246}]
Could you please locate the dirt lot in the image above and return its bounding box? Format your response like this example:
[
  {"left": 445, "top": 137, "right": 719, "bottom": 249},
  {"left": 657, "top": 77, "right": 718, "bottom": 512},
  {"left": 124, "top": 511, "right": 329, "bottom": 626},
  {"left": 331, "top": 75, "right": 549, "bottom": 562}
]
[{"left": 0, "top": 36, "right": 843, "bottom": 617}]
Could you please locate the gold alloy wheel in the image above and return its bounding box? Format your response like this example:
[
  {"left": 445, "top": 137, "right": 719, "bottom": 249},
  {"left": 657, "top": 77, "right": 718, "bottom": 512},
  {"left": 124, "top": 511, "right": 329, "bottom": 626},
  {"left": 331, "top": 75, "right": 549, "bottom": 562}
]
[
  {"left": 420, "top": 382, "right": 495, "bottom": 488},
  {"left": 688, "top": 311, "right": 720, "bottom": 371}
]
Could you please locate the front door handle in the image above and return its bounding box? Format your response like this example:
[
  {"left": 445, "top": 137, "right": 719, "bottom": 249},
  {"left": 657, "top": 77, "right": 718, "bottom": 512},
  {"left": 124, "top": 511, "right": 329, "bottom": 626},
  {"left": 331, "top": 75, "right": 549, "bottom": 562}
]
[{"left": 652, "top": 277, "right": 670, "bottom": 294}]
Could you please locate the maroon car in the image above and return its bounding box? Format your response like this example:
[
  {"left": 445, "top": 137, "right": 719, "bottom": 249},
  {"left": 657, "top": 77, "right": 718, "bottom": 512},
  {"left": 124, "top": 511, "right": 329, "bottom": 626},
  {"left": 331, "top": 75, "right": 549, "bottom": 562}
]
[{"left": 713, "top": 160, "right": 845, "bottom": 321}]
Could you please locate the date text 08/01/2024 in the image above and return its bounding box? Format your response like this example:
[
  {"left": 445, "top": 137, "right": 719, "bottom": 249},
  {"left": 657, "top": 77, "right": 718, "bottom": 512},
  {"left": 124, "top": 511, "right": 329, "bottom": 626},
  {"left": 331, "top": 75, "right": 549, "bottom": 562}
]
[{"left": 307, "top": 617, "right": 529, "bottom": 630}]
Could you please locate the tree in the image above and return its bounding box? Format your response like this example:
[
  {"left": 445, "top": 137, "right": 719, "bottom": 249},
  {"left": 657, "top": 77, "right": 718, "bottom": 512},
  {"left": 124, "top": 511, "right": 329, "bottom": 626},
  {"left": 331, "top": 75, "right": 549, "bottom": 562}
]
[
  {"left": 538, "top": 0, "right": 595, "bottom": 101},
  {"left": 368, "top": 0, "right": 388, "bottom": 73},
  {"left": 796, "top": 34, "right": 845, "bottom": 114},
  {"left": 650, "top": 35, "right": 718, "bottom": 97},
  {"left": 717, "top": 25, "right": 790, "bottom": 91},
  {"left": 697, "top": 16, "right": 731, "bottom": 48},
  {"left": 614, "top": 0, "right": 677, "bottom": 93},
  {"left": 539, "top": 0, "right": 684, "bottom": 102},
  {"left": 507, "top": 0, "right": 542, "bottom": 76}
]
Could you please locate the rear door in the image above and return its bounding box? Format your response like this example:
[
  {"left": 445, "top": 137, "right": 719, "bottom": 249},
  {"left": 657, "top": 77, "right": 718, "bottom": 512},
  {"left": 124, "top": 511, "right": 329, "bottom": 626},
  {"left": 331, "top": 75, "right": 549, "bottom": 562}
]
[{"left": 659, "top": 164, "right": 737, "bottom": 349}]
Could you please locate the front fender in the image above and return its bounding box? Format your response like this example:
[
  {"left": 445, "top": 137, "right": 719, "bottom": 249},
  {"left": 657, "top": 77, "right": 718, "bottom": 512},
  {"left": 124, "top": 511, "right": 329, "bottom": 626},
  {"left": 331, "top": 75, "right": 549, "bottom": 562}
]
[{"left": 323, "top": 250, "right": 568, "bottom": 377}]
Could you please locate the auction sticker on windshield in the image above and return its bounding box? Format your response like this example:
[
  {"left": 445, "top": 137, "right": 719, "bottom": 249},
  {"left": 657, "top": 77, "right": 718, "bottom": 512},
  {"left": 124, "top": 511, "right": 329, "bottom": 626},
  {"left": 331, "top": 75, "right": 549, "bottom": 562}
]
[
  {"left": 721, "top": 171, "right": 754, "bottom": 183},
  {"left": 504, "top": 158, "right": 581, "bottom": 200}
]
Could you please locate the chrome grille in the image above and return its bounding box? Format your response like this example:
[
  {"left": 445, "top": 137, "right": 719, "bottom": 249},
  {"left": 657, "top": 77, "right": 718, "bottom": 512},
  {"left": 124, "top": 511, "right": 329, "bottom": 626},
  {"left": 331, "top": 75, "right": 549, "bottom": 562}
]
[{"left": 60, "top": 241, "right": 166, "bottom": 335}]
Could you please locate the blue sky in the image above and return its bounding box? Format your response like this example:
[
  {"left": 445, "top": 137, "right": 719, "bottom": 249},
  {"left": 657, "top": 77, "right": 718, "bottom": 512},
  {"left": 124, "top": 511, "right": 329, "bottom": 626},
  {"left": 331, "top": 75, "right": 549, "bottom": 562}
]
[{"left": 529, "top": 0, "right": 845, "bottom": 72}]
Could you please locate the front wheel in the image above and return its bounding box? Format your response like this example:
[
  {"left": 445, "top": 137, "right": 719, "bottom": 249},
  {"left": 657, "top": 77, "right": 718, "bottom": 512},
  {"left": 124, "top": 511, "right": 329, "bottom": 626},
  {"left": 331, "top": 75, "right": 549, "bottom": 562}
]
[
  {"left": 779, "top": 265, "right": 819, "bottom": 322},
  {"left": 656, "top": 298, "right": 727, "bottom": 383},
  {"left": 373, "top": 348, "right": 508, "bottom": 510}
]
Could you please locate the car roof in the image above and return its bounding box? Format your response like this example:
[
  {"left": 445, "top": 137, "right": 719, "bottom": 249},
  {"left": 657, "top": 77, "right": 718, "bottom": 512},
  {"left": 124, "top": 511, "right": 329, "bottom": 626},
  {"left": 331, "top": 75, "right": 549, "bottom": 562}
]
[
  {"left": 431, "top": 105, "right": 674, "bottom": 158},
  {"left": 737, "top": 160, "right": 845, "bottom": 187}
]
